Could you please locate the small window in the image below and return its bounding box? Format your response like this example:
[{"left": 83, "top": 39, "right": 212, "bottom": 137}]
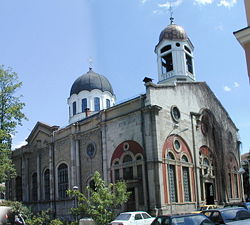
[
  {"left": 171, "top": 106, "right": 181, "bottom": 122},
  {"left": 73, "top": 101, "right": 77, "bottom": 115},
  {"left": 106, "top": 99, "right": 111, "bottom": 108},
  {"left": 203, "top": 158, "right": 209, "bottom": 166},
  {"left": 123, "top": 155, "right": 133, "bottom": 163},
  {"left": 182, "top": 155, "right": 189, "bottom": 163},
  {"left": 184, "top": 46, "right": 191, "bottom": 54},
  {"left": 160, "top": 45, "right": 171, "bottom": 53},
  {"left": 161, "top": 53, "right": 173, "bottom": 73},
  {"left": 87, "top": 143, "right": 96, "bottom": 158},
  {"left": 176, "top": 43, "right": 180, "bottom": 47},
  {"left": 142, "top": 213, "right": 151, "bottom": 219},
  {"left": 94, "top": 97, "right": 100, "bottom": 111},
  {"left": 167, "top": 152, "right": 175, "bottom": 160},
  {"left": 174, "top": 139, "right": 181, "bottom": 151},
  {"left": 82, "top": 98, "right": 87, "bottom": 112},
  {"left": 186, "top": 53, "right": 193, "bottom": 74}
]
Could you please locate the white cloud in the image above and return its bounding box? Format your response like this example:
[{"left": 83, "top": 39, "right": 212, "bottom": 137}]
[
  {"left": 234, "top": 82, "right": 240, "bottom": 88},
  {"left": 218, "top": 0, "right": 237, "bottom": 8},
  {"left": 140, "top": 0, "right": 149, "bottom": 4},
  {"left": 194, "top": 0, "right": 214, "bottom": 5},
  {"left": 223, "top": 86, "right": 231, "bottom": 92},
  {"left": 12, "top": 140, "right": 27, "bottom": 150},
  {"left": 158, "top": 0, "right": 183, "bottom": 9}
]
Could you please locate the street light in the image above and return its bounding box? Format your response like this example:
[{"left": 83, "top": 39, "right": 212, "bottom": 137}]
[
  {"left": 167, "top": 125, "right": 189, "bottom": 215},
  {"left": 73, "top": 186, "right": 79, "bottom": 221}
]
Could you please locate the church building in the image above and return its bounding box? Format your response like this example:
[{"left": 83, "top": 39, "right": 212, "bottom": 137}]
[{"left": 7, "top": 22, "right": 242, "bottom": 219}]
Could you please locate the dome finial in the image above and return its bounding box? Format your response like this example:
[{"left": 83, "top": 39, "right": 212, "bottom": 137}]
[
  {"left": 169, "top": 1, "right": 174, "bottom": 24},
  {"left": 88, "top": 57, "right": 93, "bottom": 70}
]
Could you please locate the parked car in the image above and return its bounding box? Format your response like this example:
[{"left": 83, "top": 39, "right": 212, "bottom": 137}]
[
  {"left": 202, "top": 207, "right": 250, "bottom": 224},
  {"left": 224, "top": 202, "right": 250, "bottom": 211},
  {"left": 150, "top": 214, "right": 214, "bottom": 225},
  {"left": 109, "top": 211, "right": 155, "bottom": 225},
  {"left": 192, "top": 205, "right": 218, "bottom": 214}
]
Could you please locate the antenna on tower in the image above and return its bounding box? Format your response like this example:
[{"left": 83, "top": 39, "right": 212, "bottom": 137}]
[{"left": 169, "top": 0, "right": 174, "bottom": 24}]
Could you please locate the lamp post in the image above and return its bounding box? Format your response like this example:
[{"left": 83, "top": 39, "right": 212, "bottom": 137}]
[
  {"left": 167, "top": 125, "right": 188, "bottom": 215},
  {"left": 73, "top": 185, "right": 79, "bottom": 221}
]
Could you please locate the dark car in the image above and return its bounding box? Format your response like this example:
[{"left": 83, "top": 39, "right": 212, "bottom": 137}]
[
  {"left": 150, "top": 213, "right": 214, "bottom": 225},
  {"left": 224, "top": 202, "right": 250, "bottom": 211},
  {"left": 202, "top": 207, "right": 250, "bottom": 224}
]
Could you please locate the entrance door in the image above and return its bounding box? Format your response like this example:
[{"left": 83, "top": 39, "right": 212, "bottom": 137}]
[
  {"left": 205, "top": 183, "right": 215, "bottom": 205},
  {"left": 126, "top": 188, "right": 136, "bottom": 211}
]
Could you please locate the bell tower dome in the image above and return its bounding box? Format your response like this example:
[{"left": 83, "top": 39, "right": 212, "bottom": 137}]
[{"left": 155, "top": 23, "right": 196, "bottom": 84}]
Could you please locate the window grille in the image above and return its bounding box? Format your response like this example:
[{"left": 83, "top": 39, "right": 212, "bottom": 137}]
[
  {"left": 44, "top": 169, "right": 50, "bottom": 200},
  {"left": 58, "top": 164, "right": 68, "bottom": 199},
  {"left": 183, "top": 167, "right": 191, "bottom": 202},
  {"left": 169, "top": 164, "right": 177, "bottom": 202}
]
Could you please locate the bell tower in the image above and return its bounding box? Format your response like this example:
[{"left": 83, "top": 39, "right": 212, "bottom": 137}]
[{"left": 155, "top": 22, "right": 196, "bottom": 84}]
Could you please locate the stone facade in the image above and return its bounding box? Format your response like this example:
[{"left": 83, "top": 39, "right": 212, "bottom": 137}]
[
  {"left": 7, "top": 81, "right": 242, "bottom": 218},
  {"left": 7, "top": 22, "right": 242, "bottom": 219}
]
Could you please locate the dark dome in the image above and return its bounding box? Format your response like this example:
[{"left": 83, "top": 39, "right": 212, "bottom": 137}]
[
  {"left": 70, "top": 69, "right": 114, "bottom": 96},
  {"left": 159, "top": 24, "right": 188, "bottom": 42}
]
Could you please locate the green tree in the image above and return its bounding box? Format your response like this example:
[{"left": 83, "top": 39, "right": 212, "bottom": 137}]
[
  {"left": 0, "top": 65, "right": 26, "bottom": 182},
  {"left": 68, "top": 171, "right": 130, "bottom": 225}
]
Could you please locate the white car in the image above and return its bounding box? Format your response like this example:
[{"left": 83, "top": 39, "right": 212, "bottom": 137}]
[{"left": 109, "top": 211, "right": 155, "bottom": 225}]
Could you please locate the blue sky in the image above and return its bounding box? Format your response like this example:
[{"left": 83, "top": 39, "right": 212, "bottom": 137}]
[{"left": 0, "top": 0, "right": 249, "bottom": 154}]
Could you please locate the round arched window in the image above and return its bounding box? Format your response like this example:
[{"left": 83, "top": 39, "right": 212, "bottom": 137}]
[
  {"left": 182, "top": 155, "right": 189, "bottom": 163},
  {"left": 167, "top": 152, "right": 175, "bottom": 160},
  {"left": 87, "top": 143, "right": 96, "bottom": 158}
]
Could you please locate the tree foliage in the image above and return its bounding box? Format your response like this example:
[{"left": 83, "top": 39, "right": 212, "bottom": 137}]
[
  {"left": 0, "top": 65, "right": 27, "bottom": 182},
  {"left": 68, "top": 171, "right": 130, "bottom": 225}
]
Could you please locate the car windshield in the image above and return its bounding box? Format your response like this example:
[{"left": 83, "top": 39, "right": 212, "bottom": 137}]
[
  {"left": 221, "top": 209, "right": 250, "bottom": 222},
  {"left": 115, "top": 213, "right": 131, "bottom": 221},
  {"left": 172, "top": 215, "right": 213, "bottom": 225},
  {"left": 246, "top": 203, "right": 250, "bottom": 211}
]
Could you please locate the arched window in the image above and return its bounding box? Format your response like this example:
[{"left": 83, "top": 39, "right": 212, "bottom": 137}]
[
  {"left": 44, "top": 169, "right": 50, "bottom": 201},
  {"left": 73, "top": 101, "right": 77, "bottom": 115},
  {"left": 161, "top": 53, "right": 173, "bottom": 73},
  {"left": 167, "top": 152, "right": 175, "bottom": 160},
  {"left": 160, "top": 45, "right": 171, "bottom": 54},
  {"left": 181, "top": 155, "right": 191, "bottom": 202},
  {"left": 184, "top": 46, "right": 191, "bottom": 54},
  {"left": 16, "top": 176, "right": 22, "bottom": 201},
  {"left": 82, "top": 98, "right": 87, "bottom": 112},
  {"left": 58, "top": 163, "right": 68, "bottom": 199},
  {"left": 182, "top": 155, "right": 189, "bottom": 163},
  {"left": 167, "top": 151, "right": 177, "bottom": 202},
  {"left": 106, "top": 99, "right": 111, "bottom": 108},
  {"left": 123, "top": 155, "right": 133, "bottom": 180},
  {"left": 94, "top": 97, "right": 100, "bottom": 111},
  {"left": 186, "top": 53, "right": 193, "bottom": 74},
  {"left": 32, "top": 173, "right": 38, "bottom": 201}
]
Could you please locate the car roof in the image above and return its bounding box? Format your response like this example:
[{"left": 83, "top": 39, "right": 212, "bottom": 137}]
[
  {"left": 203, "top": 207, "right": 248, "bottom": 212},
  {"left": 120, "top": 211, "right": 148, "bottom": 214},
  {"left": 156, "top": 214, "right": 206, "bottom": 218}
]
